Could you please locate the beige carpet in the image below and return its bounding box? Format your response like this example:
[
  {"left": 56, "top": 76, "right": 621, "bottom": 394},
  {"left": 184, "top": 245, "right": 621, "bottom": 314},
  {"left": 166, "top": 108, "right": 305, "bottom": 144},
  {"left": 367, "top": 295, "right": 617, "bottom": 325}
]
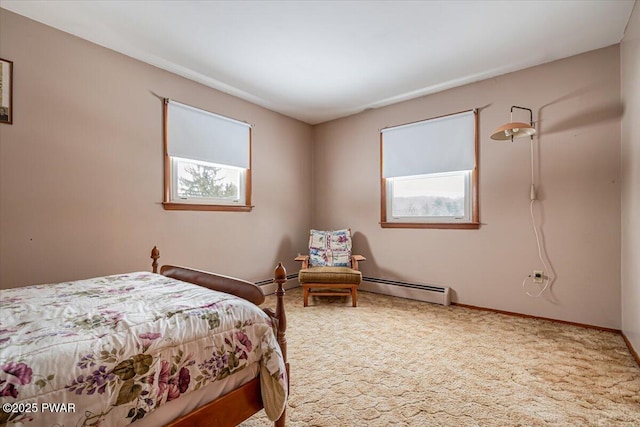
[{"left": 241, "top": 288, "right": 640, "bottom": 426}]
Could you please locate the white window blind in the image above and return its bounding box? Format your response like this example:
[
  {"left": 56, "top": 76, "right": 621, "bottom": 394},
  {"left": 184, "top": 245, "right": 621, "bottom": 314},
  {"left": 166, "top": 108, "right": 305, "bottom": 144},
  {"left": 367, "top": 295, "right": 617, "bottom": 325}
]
[
  {"left": 167, "top": 100, "right": 250, "bottom": 169},
  {"left": 381, "top": 110, "right": 476, "bottom": 178}
]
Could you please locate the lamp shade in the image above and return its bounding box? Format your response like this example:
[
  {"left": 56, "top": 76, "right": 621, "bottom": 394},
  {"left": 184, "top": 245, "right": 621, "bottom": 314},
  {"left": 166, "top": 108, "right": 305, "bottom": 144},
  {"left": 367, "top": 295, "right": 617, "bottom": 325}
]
[{"left": 490, "top": 121, "right": 536, "bottom": 140}]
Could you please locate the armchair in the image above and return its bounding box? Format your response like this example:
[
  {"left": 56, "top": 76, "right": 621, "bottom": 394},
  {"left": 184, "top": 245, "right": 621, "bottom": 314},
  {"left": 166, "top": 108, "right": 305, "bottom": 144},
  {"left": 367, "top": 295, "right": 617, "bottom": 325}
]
[{"left": 295, "top": 229, "right": 366, "bottom": 307}]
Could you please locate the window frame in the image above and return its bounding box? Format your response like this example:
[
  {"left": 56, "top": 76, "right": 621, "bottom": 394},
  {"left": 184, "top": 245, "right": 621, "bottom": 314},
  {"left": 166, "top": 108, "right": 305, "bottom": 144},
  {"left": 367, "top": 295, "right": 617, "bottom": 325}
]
[
  {"left": 380, "top": 109, "right": 479, "bottom": 229},
  {"left": 162, "top": 99, "right": 253, "bottom": 212}
]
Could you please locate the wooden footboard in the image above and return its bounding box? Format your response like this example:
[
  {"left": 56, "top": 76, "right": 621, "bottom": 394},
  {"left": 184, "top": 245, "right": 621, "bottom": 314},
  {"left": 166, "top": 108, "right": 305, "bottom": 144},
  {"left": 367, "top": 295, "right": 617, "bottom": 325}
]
[
  {"left": 160, "top": 264, "right": 266, "bottom": 306},
  {"left": 150, "top": 247, "right": 288, "bottom": 427}
]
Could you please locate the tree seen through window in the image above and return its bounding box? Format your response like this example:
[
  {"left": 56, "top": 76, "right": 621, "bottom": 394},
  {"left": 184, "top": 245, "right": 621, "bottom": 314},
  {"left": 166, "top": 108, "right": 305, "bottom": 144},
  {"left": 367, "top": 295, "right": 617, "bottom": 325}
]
[{"left": 177, "top": 163, "right": 238, "bottom": 199}]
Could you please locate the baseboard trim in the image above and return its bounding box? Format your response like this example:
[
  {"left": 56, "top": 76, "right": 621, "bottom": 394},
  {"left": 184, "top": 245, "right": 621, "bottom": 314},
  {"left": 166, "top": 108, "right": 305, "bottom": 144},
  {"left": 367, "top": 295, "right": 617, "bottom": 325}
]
[
  {"left": 621, "top": 332, "right": 640, "bottom": 368},
  {"left": 453, "top": 303, "right": 621, "bottom": 334}
]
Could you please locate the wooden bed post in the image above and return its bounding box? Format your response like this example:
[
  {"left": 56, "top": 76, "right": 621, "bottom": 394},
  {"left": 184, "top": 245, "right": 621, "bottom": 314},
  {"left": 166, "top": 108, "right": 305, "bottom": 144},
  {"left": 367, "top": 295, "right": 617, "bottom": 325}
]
[
  {"left": 151, "top": 246, "right": 160, "bottom": 273},
  {"left": 274, "top": 262, "right": 287, "bottom": 427},
  {"left": 274, "top": 263, "right": 287, "bottom": 360}
]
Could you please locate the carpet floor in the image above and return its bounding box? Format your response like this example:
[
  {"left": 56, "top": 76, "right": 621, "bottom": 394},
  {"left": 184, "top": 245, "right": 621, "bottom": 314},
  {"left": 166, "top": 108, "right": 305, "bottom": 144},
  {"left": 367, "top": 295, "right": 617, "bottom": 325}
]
[{"left": 241, "top": 288, "right": 640, "bottom": 426}]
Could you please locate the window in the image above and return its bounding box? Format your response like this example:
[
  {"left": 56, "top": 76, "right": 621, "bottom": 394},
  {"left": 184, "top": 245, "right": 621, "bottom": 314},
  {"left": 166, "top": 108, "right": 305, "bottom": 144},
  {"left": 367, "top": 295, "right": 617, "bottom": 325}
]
[
  {"left": 380, "top": 109, "right": 479, "bottom": 229},
  {"left": 163, "top": 99, "right": 252, "bottom": 211},
  {"left": 172, "top": 157, "right": 245, "bottom": 204}
]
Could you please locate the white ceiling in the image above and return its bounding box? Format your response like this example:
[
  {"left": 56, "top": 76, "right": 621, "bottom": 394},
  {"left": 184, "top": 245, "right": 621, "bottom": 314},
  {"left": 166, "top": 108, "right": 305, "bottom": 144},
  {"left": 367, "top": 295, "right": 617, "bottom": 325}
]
[{"left": 1, "top": 0, "right": 636, "bottom": 124}]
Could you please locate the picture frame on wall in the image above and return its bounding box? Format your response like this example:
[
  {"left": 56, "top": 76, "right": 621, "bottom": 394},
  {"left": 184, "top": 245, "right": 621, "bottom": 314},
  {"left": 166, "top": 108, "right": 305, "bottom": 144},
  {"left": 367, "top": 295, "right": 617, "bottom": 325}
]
[{"left": 0, "top": 58, "right": 13, "bottom": 124}]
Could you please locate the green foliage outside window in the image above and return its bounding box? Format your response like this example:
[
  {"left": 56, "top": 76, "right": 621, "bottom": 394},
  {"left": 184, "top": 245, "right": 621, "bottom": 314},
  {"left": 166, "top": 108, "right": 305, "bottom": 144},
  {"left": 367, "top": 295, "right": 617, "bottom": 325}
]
[{"left": 178, "top": 164, "right": 238, "bottom": 199}]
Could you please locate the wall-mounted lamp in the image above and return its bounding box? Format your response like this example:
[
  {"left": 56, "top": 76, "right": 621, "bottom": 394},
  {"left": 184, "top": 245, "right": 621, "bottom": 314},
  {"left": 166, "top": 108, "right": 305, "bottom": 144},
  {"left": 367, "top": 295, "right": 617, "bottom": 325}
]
[
  {"left": 491, "top": 105, "right": 553, "bottom": 297},
  {"left": 490, "top": 106, "right": 536, "bottom": 141}
]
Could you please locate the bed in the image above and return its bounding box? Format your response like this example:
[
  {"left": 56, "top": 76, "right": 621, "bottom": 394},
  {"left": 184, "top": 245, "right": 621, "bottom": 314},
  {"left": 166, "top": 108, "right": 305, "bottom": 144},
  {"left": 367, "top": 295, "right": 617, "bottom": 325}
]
[{"left": 0, "top": 247, "right": 288, "bottom": 427}]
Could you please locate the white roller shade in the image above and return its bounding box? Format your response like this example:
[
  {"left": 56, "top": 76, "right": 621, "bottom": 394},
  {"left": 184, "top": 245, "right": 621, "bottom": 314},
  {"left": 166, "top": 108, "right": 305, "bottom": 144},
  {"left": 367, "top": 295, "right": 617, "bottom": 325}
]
[
  {"left": 382, "top": 110, "right": 476, "bottom": 178},
  {"left": 167, "top": 100, "right": 250, "bottom": 169}
]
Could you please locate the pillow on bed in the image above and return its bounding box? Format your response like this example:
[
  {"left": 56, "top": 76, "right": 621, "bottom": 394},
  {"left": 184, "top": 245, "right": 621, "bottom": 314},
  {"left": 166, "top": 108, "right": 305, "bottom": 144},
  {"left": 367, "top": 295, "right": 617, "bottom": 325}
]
[{"left": 309, "top": 229, "right": 352, "bottom": 267}]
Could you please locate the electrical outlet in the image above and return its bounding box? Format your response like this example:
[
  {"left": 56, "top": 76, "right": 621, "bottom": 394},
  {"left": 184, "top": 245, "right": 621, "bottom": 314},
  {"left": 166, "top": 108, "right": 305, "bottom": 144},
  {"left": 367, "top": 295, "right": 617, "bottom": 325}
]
[{"left": 533, "top": 270, "right": 544, "bottom": 284}]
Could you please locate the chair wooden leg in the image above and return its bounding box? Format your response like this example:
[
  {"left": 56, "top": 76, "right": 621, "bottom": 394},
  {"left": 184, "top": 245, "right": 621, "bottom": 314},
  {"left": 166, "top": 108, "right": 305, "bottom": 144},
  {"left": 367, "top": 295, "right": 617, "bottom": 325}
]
[
  {"left": 352, "top": 286, "right": 357, "bottom": 307},
  {"left": 303, "top": 286, "right": 309, "bottom": 307}
]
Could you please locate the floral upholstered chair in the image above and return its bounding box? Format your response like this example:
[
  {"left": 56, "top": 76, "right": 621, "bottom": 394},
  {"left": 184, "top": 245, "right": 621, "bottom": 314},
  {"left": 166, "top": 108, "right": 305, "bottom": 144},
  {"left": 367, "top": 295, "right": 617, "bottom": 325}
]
[{"left": 295, "top": 229, "right": 365, "bottom": 307}]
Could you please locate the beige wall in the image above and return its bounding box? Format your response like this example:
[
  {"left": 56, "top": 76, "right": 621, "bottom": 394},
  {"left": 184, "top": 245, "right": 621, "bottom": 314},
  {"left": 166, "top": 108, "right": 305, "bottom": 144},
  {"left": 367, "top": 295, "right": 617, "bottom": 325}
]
[
  {"left": 0, "top": 10, "right": 313, "bottom": 287},
  {"left": 314, "top": 46, "right": 622, "bottom": 329},
  {"left": 621, "top": 2, "right": 640, "bottom": 353},
  {"left": 0, "top": 8, "right": 630, "bottom": 332}
]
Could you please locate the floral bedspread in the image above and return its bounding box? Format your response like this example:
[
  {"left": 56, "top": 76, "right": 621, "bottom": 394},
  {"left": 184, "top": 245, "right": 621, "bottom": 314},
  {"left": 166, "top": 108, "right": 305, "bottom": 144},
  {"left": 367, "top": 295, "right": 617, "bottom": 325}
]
[{"left": 0, "top": 272, "right": 287, "bottom": 426}]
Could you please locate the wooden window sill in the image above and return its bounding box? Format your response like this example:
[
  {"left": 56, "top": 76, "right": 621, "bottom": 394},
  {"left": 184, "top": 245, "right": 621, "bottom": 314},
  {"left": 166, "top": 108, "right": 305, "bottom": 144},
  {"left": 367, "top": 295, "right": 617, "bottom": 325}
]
[
  {"left": 380, "top": 222, "right": 480, "bottom": 229},
  {"left": 163, "top": 202, "right": 253, "bottom": 212}
]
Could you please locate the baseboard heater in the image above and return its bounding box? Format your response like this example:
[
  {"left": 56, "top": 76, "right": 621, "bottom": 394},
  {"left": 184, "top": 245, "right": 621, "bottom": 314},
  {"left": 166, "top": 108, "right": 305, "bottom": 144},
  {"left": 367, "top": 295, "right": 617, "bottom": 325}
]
[
  {"left": 256, "top": 274, "right": 451, "bottom": 305},
  {"left": 255, "top": 273, "right": 299, "bottom": 295},
  {"left": 361, "top": 276, "right": 451, "bottom": 306}
]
